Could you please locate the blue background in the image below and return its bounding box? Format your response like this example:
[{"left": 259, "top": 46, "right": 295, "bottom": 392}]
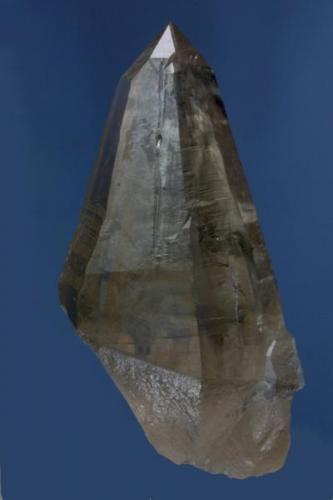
[{"left": 2, "top": 1, "right": 332, "bottom": 498}]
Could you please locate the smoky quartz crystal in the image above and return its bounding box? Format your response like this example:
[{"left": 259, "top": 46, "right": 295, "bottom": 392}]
[{"left": 59, "top": 23, "right": 303, "bottom": 478}]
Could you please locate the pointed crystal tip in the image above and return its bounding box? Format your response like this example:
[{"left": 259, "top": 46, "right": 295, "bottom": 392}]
[
  {"left": 150, "top": 24, "right": 176, "bottom": 59},
  {"left": 123, "top": 22, "right": 208, "bottom": 80},
  {"left": 150, "top": 22, "right": 202, "bottom": 60}
]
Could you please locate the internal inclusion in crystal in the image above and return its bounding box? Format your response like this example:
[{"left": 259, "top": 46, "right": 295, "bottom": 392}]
[{"left": 59, "top": 22, "right": 304, "bottom": 479}]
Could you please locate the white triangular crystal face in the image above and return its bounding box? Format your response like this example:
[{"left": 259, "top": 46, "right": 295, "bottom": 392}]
[{"left": 150, "top": 25, "right": 175, "bottom": 59}]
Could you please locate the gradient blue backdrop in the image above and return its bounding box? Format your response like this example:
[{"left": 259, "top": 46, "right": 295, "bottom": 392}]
[{"left": 2, "top": 1, "right": 332, "bottom": 499}]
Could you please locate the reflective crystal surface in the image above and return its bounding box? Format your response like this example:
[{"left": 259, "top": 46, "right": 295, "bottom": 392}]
[{"left": 59, "top": 23, "right": 303, "bottom": 478}]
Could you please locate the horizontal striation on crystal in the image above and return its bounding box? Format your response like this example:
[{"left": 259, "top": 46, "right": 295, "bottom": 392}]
[{"left": 59, "top": 22, "right": 303, "bottom": 478}]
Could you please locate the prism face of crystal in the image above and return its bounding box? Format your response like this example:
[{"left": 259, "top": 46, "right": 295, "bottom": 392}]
[{"left": 59, "top": 23, "right": 303, "bottom": 478}]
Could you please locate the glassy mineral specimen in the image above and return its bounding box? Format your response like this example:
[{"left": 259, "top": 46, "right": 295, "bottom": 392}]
[{"left": 59, "top": 23, "right": 303, "bottom": 478}]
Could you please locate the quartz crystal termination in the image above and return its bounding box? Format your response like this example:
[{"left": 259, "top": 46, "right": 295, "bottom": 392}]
[{"left": 59, "top": 23, "right": 303, "bottom": 478}]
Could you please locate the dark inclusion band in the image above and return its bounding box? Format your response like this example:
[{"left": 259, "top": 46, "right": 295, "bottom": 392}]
[{"left": 59, "top": 22, "right": 303, "bottom": 478}]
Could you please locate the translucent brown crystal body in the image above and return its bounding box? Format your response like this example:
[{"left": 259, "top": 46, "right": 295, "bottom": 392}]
[{"left": 59, "top": 23, "right": 303, "bottom": 478}]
